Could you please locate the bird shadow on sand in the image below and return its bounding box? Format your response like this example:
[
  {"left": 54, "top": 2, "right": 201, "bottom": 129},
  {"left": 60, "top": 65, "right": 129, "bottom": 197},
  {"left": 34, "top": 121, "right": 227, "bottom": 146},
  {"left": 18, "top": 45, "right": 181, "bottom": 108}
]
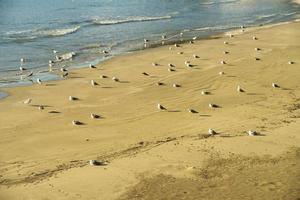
[
  {"left": 31, "top": 104, "right": 52, "bottom": 108},
  {"left": 247, "top": 93, "right": 264, "bottom": 96},
  {"left": 167, "top": 110, "right": 181, "bottom": 113},
  {"left": 101, "top": 86, "right": 114, "bottom": 89},
  {"left": 48, "top": 111, "right": 61, "bottom": 114},
  {"left": 199, "top": 114, "right": 211, "bottom": 117},
  {"left": 45, "top": 84, "right": 56, "bottom": 86},
  {"left": 119, "top": 81, "right": 130, "bottom": 83}
]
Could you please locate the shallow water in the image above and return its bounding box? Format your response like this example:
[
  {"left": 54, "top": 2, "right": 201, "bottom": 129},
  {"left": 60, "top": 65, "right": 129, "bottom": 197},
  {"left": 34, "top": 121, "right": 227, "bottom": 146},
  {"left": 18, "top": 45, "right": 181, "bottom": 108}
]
[{"left": 0, "top": 0, "right": 299, "bottom": 86}]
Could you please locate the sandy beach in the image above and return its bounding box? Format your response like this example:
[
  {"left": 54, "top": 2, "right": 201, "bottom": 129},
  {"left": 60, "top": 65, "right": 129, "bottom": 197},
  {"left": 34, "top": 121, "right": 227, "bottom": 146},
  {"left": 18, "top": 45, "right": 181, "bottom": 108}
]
[{"left": 0, "top": 21, "right": 300, "bottom": 199}]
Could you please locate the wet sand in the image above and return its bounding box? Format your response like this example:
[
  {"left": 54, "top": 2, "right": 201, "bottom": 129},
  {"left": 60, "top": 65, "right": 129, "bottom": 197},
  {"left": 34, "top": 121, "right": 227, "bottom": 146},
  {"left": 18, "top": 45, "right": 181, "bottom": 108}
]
[{"left": 0, "top": 21, "right": 300, "bottom": 200}]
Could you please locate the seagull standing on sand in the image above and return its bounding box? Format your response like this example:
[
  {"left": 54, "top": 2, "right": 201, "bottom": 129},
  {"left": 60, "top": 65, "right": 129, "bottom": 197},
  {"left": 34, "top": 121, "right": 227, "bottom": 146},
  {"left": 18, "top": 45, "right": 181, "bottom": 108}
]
[
  {"left": 247, "top": 130, "right": 258, "bottom": 136},
  {"left": 152, "top": 62, "right": 158, "bottom": 67},
  {"left": 89, "top": 64, "right": 96, "bottom": 69},
  {"left": 23, "top": 98, "right": 32, "bottom": 104},
  {"left": 173, "top": 83, "right": 180, "bottom": 88},
  {"left": 252, "top": 36, "right": 257, "bottom": 40},
  {"left": 193, "top": 54, "right": 199, "bottom": 58},
  {"left": 38, "top": 105, "right": 44, "bottom": 111},
  {"left": 201, "top": 90, "right": 209, "bottom": 95},
  {"left": 237, "top": 85, "right": 244, "bottom": 92},
  {"left": 72, "top": 120, "right": 81, "bottom": 125},
  {"left": 69, "top": 96, "right": 77, "bottom": 101},
  {"left": 188, "top": 108, "right": 198, "bottom": 113},
  {"left": 220, "top": 60, "right": 226, "bottom": 65},
  {"left": 168, "top": 63, "right": 175, "bottom": 67},
  {"left": 20, "top": 58, "right": 25, "bottom": 64},
  {"left": 272, "top": 83, "right": 280, "bottom": 88},
  {"left": 219, "top": 71, "right": 225, "bottom": 75},
  {"left": 112, "top": 77, "right": 119, "bottom": 82},
  {"left": 208, "top": 128, "right": 216, "bottom": 135},
  {"left": 288, "top": 61, "right": 294, "bottom": 65},
  {"left": 157, "top": 103, "right": 167, "bottom": 111},
  {"left": 91, "top": 113, "right": 100, "bottom": 119},
  {"left": 91, "top": 80, "right": 98, "bottom": 86}
]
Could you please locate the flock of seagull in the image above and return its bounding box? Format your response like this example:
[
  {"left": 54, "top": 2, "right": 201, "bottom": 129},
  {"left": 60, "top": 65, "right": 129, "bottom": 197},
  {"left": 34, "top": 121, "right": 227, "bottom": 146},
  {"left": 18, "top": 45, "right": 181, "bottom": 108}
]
[{"left": 20, "top": 26, "right": 296, "bottom": 142}]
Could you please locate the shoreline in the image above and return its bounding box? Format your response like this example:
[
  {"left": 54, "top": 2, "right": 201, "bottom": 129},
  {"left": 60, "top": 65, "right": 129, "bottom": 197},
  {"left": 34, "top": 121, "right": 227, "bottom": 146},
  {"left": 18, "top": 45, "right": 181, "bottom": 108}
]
[
  {"left": 1, "top": 18, "right": 299, "bottom": 90},
  {"left": 0, "top": 19, "right": 299, "bottom": 199}
]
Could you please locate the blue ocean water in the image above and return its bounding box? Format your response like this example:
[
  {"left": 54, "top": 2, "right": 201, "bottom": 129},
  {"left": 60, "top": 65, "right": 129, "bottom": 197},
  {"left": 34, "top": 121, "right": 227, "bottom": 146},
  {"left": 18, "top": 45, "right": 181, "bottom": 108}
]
[{"left": 0, "top": 0, "right": 299, "bottom": 86}]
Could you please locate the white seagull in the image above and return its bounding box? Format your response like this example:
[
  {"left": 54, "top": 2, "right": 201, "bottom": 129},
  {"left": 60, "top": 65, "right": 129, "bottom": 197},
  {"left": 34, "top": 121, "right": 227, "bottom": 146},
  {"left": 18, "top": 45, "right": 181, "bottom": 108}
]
[
  {"left": 37, "top": 78, "right": 42, "bottom": 85},
  {"left": 23, "top": 98, "right": 32, "bottom": 104},
  {"left": 157, "top": 103, "right": 167, "bottom": 111},
  {"left": 208, "top": 128, "right": 216, "bottom": 135}
]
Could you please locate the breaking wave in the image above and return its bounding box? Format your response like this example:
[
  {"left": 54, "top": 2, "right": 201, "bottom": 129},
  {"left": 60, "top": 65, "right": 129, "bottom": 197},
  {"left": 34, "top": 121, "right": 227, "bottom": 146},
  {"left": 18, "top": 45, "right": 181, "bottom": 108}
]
[{"left": 92, "top": 15, "right": 172, "bottom": 25}]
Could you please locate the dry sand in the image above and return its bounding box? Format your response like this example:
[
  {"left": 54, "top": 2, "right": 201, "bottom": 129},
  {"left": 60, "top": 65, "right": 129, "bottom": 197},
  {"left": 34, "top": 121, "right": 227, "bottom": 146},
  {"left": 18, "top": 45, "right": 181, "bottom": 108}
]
[{"left": 0, "top": 21, "right": 300, "bottom": 200}]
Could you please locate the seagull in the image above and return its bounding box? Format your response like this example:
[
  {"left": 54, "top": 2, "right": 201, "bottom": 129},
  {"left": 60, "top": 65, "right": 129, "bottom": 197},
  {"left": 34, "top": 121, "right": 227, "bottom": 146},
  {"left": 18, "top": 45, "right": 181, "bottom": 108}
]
[
  {"left": 255, "top": 57, "right": 260, "bottom": 61},
  {"left": 90, "top": 113, "right": 100, "bottom": 119},
  {"left": 272, "top": 83, "right": 280, "bottom": 88},
  {"left": 254, "top": 47, "right": 261, "bottom": 51},
  {"left": 69, "top": 96, "right": 78, "bottom": 101},
  {"left": 102, "top": 50, "right": 109, "bottom": 54},
  {"left": 72, "top": 120, "right": 81, "bottom": 125},
  {"left": 23, "top": 98, "right": 32, "bottom": 104},
  {"left": 62, "top": 72, "right": 69, "bottom": 78},
  {"left": 19, "top": 66, "right": 27, "bottom": 71},
  {"left": 173, "top": 83, "right": 180, "bottom": 88},
  {"left": 192, "top": 36, "right": 197, "bottom": 40},
  {"left": 224, "top": 41, "right": 228, "bottom": 44},
  {"left": 208, "top": 128, "right": 216, "bottom": 135},
  {"left": 142, "top": 72, "right": 149, "bottom": 76},
  {"left": 168, "top": 68, "right": 175, "bottom": 72},
  {"left": 156, "top": 82, "right": 164, "bottom": 86},
  {"left": 37, "top": 78, "right": 42, "bottom": 85},
  {"left": 91, "top": 80, "right": 98, "bottom": 86},
  {"left": 157, "top": 103, "right": 167, "bottom": 110},
  {"left": 247, "top": 130, "right": 258, "bottom": 136},
  {"left": 20, "top": 58, "right": 25, "bottom": 63},
  {"left": 89, "top": 64, "right": 96, "bottom": 69},
  {"left": 223, "top": 51, "right": 229, "bottom": 54},
  {"left": 112, "top": 77, "right": 119, "bottom": 82},
  {"left": 193, "top": 54, "right": 199, "bottom": 58},
  {"left": 252, "top": 36, "right": 257, "bottom": 40},
  {"left": 189, "top": 41, "right": 194, "bottom": 44},
  {"left": 184, "top": 61, "right": 190, "bottom": 65},
  {"left": 38, "top": 105, "right": 44, "bottom": 111},
  {"left": 229, "top": 34, "right": 234, "bottom": 38},
  {"left": 60, "top": 67, "right": 68, "bottom": 72},
  {"left": 241, "top": 25, "right": 245, "bottom": 29},
  {"left": 144, "top": 39, "right": 149, "bottom": 43},
  {"left": 174, "top": 44, "right": 179, "bottom": 47},
  {"left": 169, "top": 47, "right": 172, "bottom": 50},
  {"left": 27, "top": 71, "right": 33, "bottom": 77},
  {"left": 53, "top": 50, "right": 58, "bottom": 54},
  {"left": 100, "top": 75, "right": 108, "bottom": 78},
  {"left": 168, "top": 63, "right": 175, "bottom": 67},
  {"left": 237, "top": 85, "right": 244, "bottom": 92},
  {"left": 288, "top": 61, "right": 294, "bottom": 65},
  {"left": 209, "top": 103, "right": 218, "bottom": 108},
  {"left": 188, "top": 108, "right": 198, "bottom": 113},
  {"left": 152, "top": 62, "right": 158, "bottom": 67},
  {"left": 201, "top": 90, "right": 209, "bottom": 95},
  {"left": 162, "top": 35, "right": 166, "bottom": 39},
  {"left": 180, "top": 32, "right": 183, "bottom": 37},
  {"left": 220, "top": 60, "right": 226, "bottom": 65},
  {"left": 49, "top": 60, "right": 54, "bottom": 64},
  {"left": 89, "top": 160, "right": 107, "bottom": 166},
  {"left": 219, "top": 71, "right": 225, "bottom": 75},
  {"left": 177, "top": 52, "right": 183, "bottom": 54}
]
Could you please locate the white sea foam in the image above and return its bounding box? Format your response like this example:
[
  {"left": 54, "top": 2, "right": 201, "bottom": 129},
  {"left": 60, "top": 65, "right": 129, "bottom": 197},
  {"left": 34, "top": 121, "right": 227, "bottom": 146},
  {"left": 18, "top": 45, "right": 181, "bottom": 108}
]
[
  {"left": 5, "top": 26, "right": 80, "bottom": 40},
  {"left": 36, "top": 26, "right": 80, "bottom": 37},
  {"left": 92, "top": 15, "right": 172, "bottom": 25}
]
